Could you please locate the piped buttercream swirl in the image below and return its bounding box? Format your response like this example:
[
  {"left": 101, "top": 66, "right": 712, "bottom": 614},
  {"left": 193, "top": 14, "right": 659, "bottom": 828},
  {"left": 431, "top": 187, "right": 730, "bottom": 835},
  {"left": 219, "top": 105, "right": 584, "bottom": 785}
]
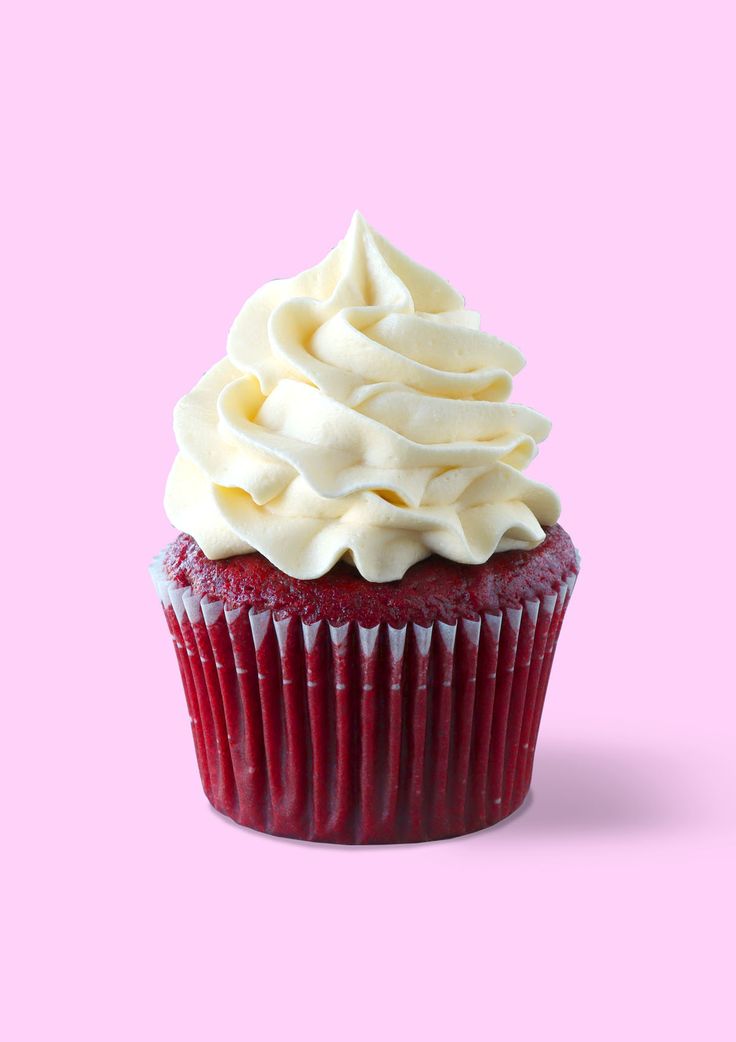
[{"left": 165, "top": 213, "right": 560, "bottom": 581}]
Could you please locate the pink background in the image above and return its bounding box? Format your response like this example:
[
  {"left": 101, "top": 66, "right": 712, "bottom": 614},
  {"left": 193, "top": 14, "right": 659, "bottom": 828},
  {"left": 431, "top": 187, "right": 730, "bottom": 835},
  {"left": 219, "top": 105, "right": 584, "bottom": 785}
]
[{"left": 4, "top": 2, "right": 733, "bottom": 1039}]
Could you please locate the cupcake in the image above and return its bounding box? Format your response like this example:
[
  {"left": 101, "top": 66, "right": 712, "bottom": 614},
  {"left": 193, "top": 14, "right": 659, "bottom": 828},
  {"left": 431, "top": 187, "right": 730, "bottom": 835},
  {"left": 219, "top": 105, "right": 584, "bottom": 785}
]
[{"left": 151, "top": 212, "right": 579, "bottom": 843}]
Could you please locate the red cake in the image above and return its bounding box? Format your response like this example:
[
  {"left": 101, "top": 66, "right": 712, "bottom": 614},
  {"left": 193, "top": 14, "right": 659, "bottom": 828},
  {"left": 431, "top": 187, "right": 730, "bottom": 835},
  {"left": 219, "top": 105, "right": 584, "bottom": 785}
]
[
  {"left": 164, "top": 524, "right": 577, "bottom": 626},
  {"left": 153, "top": 214, "right": 580, "bottom": 843},
  {"left": 153, "top": 525, "right": 578, "bottom": 843}
]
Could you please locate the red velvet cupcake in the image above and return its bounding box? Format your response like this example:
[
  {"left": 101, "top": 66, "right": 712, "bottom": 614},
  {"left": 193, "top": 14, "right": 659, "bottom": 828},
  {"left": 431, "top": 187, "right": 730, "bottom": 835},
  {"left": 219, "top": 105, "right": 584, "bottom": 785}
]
[{"left": 153, "top": 213, "right": 579, "bottom": 843}]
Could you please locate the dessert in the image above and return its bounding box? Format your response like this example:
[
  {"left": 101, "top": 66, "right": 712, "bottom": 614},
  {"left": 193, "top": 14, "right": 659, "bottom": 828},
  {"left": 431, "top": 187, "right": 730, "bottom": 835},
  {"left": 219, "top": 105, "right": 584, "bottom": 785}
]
[{"left": 151, "top": 212, "right": 579, "bottom": 842}]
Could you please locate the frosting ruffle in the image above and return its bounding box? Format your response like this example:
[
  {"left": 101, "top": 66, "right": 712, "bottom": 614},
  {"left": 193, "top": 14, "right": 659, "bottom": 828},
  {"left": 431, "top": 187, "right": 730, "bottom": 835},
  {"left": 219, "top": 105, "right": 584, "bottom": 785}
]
[{"left": 165, "top": 213, "right": 560, "bottom": 581}]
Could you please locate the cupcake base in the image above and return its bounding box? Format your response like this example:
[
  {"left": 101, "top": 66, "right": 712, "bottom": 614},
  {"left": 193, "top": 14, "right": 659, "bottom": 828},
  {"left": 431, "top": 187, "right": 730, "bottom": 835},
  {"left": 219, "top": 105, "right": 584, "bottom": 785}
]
[{"left": 151, "top": 541, "right": 578, "bottom": 843}]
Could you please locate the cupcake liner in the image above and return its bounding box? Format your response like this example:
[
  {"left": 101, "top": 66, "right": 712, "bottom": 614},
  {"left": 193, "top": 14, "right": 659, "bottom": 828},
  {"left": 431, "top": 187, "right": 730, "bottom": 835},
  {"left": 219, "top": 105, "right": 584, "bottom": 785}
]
[{"left": 150, "top": 552, "right": 578, "bottom": 843}]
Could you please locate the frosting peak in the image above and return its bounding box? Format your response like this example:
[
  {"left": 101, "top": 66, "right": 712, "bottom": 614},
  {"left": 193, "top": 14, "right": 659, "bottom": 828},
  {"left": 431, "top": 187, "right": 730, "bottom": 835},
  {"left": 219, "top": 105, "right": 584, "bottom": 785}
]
[{"left": 165, "top": 213, "right": 560, "bottom": 580}]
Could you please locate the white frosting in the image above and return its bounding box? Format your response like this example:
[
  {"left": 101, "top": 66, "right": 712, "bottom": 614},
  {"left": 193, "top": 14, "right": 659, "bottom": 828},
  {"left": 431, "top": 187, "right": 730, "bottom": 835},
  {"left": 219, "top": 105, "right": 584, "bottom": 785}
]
[{"left": 165, "top": 213, "right": 560, "bottom": 581}]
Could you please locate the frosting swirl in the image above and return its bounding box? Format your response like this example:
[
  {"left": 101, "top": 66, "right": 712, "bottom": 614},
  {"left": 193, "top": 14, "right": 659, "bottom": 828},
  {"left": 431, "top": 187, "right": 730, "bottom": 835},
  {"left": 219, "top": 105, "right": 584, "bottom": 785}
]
[{"left": 165, "top": 213, "right": 560, "bottom": 581}]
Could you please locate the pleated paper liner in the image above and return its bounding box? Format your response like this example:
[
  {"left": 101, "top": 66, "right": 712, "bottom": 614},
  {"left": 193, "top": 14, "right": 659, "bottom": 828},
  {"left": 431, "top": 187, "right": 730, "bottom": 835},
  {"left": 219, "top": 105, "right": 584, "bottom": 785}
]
[{"left": 151, "top": 551, "right": 578, "bottom": 843}]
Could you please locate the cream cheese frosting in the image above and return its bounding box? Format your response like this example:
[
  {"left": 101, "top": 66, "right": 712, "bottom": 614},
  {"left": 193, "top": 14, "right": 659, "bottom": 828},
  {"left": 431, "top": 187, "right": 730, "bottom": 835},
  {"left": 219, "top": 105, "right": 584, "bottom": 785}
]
[{"left": 165, "top": 212, "right": 560, "bottom": 581}]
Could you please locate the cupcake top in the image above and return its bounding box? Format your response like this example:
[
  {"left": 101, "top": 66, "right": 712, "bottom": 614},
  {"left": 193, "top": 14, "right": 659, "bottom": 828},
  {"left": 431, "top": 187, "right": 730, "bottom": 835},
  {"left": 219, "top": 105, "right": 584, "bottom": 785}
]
[{"left": 165, "top": 213, "right": 560, "bottom": 581}]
